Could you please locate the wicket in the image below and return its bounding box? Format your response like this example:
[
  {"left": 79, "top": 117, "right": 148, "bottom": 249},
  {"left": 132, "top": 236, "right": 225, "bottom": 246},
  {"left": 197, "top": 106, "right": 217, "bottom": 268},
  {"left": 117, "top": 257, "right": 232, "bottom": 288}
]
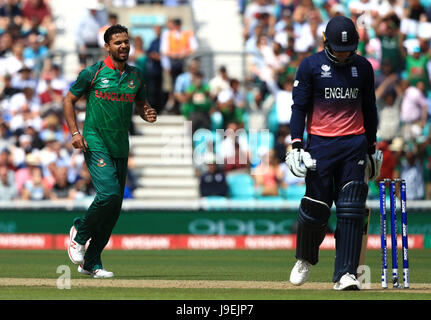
[{"left": 379, "top": 179, "right": 409, "bottom": 289}]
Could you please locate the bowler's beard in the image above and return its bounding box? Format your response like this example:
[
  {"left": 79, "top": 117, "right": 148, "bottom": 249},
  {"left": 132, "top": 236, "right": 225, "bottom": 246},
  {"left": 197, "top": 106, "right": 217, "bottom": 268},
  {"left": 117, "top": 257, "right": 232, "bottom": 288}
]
[{"left": 112, "top": 49, "right": 129, "bottom": 62}]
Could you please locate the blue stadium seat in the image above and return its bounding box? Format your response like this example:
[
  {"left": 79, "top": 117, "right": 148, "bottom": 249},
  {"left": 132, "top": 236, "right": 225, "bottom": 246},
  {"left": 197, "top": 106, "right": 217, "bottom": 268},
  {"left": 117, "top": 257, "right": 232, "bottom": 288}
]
[
  {"left": 280, "top": 184, "right": 306, "bottom": 201},
  {"left": 226, "top": 173, "right": 256, "bottom": 199}
]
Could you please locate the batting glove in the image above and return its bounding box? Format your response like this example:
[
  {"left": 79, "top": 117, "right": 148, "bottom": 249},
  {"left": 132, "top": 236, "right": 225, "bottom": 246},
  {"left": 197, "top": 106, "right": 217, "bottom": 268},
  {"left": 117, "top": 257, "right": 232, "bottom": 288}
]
[
  {"left": 286, "top": 143, "right": 316, "bottom": 178},
  {"left": 365, "top": 150, "right": 383, "bottom": 181}
]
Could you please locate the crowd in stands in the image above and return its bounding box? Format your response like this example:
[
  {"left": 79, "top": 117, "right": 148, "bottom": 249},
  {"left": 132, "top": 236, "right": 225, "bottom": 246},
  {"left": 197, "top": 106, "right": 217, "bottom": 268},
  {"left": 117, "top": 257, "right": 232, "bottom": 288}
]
[
  {"left": 0, "top": 0, "right": 189, "bottom": 202},
  {"left": 2, "top": 0, "right": 431, "bottom": 203}
]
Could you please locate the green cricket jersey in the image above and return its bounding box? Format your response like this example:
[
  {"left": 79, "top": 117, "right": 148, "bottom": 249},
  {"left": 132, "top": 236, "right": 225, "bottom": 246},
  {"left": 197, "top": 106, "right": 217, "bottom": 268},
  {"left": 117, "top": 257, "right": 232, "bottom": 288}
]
[{"left": 69, "top": 56, "right": 146, "bottom": 158}]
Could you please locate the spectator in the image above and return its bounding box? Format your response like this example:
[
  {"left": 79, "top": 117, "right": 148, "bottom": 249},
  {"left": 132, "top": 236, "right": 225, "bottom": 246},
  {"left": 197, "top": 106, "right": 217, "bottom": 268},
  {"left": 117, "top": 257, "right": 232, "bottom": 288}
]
[
  {"left": 8, "top": 100, "right": 42, "bottom": 135},
  {"left": 160, "top": 18, "right": 198, "bottom": 91},
  {"left": 181, "top": 71, "right": 213, "bottom": 134},
  {"left": 0, "top": 147, "right": 15, "bottom": 171},
  {"left": 216, "top": 79, "right": 245, "bottom": 129},
  {"left": 146, "top": 25, "right": 164, "bottom": 113},
  {"left": 173, "top": 57, "right": 200, "bottom": 114},
  {"left": 209, "top": 65, "right": 230, "bottom": 100},
  {"left": 405, "top": 43, "right": 431, "bottom": 91},
  {"left": 376, "top": 140, "right": 398, "bottom": 181},
  {"left": 37, "top": 63, "right": 69, "bottom": 98},
  {"left": 22, "top": 32, "right": 49, "bottom": 72},
  {"left": 50, "top": 166, "right": 76, "bottom": 201},
  {"left": 0, "top": 164, "right": 18, "bottom": 201},
  {"left": 0, "top": 74, "right": 21, "bottom": 101},
  {"left": 199, "top": 156, "right": 228, "bottom": 197},
  {"left": 224, "top": 138, "right": 250, "bottom": 175},
  {"left": 375, "top": 73, "right": 403, "bottom": 141},
  {"left": 0, "top": 32, "right": 14, "bottom": 58},
  {"left": 0, "top": 122, "right": 14, "bottom": 151},
  {"left": 97, "top": 12, "right": 119, "bottom": 49},
  {"left": 400, "top": 80, "right": 428, "bottom": 139},
  {"left": 253, "top": 149, "right": 283, "bottom": 196},
  {"left": 21, "top": 0, "right": 52, "bottom": 28},
  {"left": 20, "top": 165, "right": 50, "bottom": 200},
  {"left": 373, "top": 13, "right": 406, "bottom": 74},
  {"left": 0, "top": 42, "right": 28, "bottom": 77},
  {"left": 11, "top": 66, "right": 37, "bottom": 90},
  {"left": 75, "top": 0, "right": 107, "bottom": 65},
  {"left": 399, "top": 141, "right": 425, "bottom": 200},
  {"left": 0, "top": 0, "right": 22, "bottom": 28}
]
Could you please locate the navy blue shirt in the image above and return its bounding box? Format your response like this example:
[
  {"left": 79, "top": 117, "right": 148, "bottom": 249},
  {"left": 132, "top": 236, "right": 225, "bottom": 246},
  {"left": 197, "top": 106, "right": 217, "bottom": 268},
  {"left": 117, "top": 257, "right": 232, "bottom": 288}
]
[{"left": 290, "top": 51, "right": 377, "bottom": 148}]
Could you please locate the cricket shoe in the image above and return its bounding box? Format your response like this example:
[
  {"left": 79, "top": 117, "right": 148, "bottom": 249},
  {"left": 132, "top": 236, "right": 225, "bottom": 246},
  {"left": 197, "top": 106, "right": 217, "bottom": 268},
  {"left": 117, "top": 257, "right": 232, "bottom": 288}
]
[
  {"left": 92, "top": 269, "right": 114, "bottom": 279},
  {"left": 333, "top": 273, "right": 361, "bottom": 291},
  {"left": 289, "top": 259, "right": 311, "bottom": 286},
  {"left": 67, "top": 226, "right": 85, "bottom": 265},
  {"left": 77, "top": 264, "right": 91, "bottom": 275}
]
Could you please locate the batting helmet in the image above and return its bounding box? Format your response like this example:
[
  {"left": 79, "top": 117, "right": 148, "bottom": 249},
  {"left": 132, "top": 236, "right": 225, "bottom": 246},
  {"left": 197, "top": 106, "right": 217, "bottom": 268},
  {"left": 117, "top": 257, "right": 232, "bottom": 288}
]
[{"left": 323, "top": 16, "right": 359, "bottom": 66}]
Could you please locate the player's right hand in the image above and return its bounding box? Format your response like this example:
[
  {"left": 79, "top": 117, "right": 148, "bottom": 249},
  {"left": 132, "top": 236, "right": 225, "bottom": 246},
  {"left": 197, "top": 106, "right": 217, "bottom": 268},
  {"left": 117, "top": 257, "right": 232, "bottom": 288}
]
[
  {"left": 71, "top": 133, "right": 88, "bottom": 153},
  {"left": 285, "top": 148, "right": 316, "bottom": 178}
]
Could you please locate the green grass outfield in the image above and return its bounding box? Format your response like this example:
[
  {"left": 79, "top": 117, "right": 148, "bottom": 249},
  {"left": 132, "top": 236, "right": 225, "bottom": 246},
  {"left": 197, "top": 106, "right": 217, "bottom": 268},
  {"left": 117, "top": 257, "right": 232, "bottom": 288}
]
[{"left": 0, "top": 249, "right": 430, "bottom": 300}]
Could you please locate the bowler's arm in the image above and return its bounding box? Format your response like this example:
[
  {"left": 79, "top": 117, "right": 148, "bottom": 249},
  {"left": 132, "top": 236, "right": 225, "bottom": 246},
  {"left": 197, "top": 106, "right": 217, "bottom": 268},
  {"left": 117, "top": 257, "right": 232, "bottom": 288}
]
[{"left": 63, "top": 91, "right": 88, "bottom": 151}]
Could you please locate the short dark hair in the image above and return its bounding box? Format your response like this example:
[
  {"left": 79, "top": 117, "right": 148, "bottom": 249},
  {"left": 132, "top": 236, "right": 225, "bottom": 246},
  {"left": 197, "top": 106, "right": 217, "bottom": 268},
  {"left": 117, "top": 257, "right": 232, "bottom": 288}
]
[{"left": 104, "top": 24, "right": 128, "bottom": 44}]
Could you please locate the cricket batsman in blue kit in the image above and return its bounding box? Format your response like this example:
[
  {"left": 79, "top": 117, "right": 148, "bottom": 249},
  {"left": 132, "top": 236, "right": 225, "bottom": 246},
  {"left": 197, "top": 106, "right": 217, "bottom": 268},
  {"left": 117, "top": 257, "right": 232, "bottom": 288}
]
[{"left": 286, "top": 16, "right": 383, "bottom": 290}]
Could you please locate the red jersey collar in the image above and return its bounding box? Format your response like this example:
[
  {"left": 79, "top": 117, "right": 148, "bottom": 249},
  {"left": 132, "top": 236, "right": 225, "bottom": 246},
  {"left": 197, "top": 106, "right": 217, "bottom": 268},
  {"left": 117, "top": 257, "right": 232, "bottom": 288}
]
[{"left": 104, "top": 56, "right": 115, "bottom": 69}]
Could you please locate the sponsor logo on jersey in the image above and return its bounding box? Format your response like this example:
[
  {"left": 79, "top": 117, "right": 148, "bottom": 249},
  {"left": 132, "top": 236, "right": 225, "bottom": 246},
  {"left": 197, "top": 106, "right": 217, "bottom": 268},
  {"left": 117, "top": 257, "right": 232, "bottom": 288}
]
[
  {"left": 358, "top": 159, "right": 365, "bottom": 166},
  {"left": 94, "top": 90, "right": 136, "bottom": 102},
  {"left": 294, "top": 80, "right": 299, "bottom": 87},
  {"left": 128, "top": 79, "right": 136, "bottom": 89},
  {"left": 351, "top": 66, "right": 358, "bottom": 77},
  {"left": 321, "top": 64, "right": 332, "bottom": 78},
  {"left": 97, "top": 158, "right": 106, "bottom": 167},
  {"left": 324, "top": 87, "right": 359, "bottom": 99},
  {"left": 100, "top": 78, "right": 110, "bottom": 88}
]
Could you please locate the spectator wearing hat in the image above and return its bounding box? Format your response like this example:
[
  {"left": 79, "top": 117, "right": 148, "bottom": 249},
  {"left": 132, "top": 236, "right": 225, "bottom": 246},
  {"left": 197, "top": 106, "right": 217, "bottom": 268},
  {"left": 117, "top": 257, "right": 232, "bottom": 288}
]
[
  {"left": 11, "top": 66, "right": 37, "bottom": 90},
  {"left": 199, "top": 154, "right": 228, "bottom": 197},
  {"left": 40, "top": 114, "right": 64, "bottom": 143},
  {"left": 14, "top": 152, "right": 41, "bottom": 193},
  {"left": 75, "top": 0, "right": 108, "bottom": 65}
]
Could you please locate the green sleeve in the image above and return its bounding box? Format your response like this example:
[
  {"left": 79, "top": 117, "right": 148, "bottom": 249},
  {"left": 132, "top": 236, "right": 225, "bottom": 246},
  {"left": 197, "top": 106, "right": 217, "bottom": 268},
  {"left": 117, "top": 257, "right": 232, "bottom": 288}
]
[
  {"left": 69, "top": 68, "right": 92, "bottom": 98},
  {"left": 135, "top": 67, "right": 147, "bottom": 102}
]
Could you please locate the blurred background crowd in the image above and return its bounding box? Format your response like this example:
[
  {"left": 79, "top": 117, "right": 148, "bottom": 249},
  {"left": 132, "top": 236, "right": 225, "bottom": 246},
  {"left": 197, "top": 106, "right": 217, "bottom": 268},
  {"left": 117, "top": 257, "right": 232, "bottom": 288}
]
[{"left": 1, "top": 0, "right": 431, "bottom": 203}]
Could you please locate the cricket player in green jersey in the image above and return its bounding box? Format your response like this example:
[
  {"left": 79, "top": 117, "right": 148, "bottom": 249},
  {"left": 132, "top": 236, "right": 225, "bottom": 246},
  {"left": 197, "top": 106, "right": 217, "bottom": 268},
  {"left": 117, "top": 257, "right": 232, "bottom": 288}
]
[{"left": 64, "top": 25, "right": 157, "bottom": 278}]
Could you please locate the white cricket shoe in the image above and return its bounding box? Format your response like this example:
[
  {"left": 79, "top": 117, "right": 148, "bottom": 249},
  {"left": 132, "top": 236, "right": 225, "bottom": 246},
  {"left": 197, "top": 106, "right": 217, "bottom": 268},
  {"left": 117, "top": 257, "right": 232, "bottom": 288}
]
[
  {"left": 68, "top": 226, "right": 85, "bottom": 264},
  {"left": 92, "top": 269, "right": 114, "bottom": 279},
  {"left": 78, "top": 264, "right": 91, "bottom": 275},
  {"left": 289, "top": 259, "right": 311, "bottom": 286},
  {"left": 333, "top": 273, "right": 361, "bottom": 291}
]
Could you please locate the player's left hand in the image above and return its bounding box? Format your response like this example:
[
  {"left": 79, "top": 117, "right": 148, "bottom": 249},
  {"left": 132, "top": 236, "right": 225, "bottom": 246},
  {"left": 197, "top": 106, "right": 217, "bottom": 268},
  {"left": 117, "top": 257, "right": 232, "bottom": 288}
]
[
  {"left": 143, "top": 106, "right": 157, "bottom": 123},
  {"left": 286, "top": 148, "right": 316, "bottom": 178},
  {"left": 365, "top": 150, "right": 383, "bottom": 181}
]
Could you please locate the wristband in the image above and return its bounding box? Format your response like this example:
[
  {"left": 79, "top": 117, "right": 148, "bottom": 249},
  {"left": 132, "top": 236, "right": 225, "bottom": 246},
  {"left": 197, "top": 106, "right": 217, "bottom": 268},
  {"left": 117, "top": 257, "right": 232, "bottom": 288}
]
[{"left": 72, "top": 131, "right": 80, "bottom": 137}]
